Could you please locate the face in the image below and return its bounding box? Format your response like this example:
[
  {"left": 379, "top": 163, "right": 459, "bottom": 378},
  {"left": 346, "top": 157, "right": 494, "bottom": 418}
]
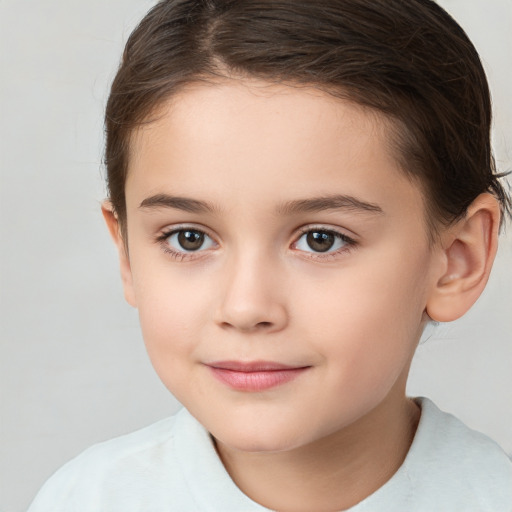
[{"left": 117, "top": 80, "right": 441, "bottom": 453}]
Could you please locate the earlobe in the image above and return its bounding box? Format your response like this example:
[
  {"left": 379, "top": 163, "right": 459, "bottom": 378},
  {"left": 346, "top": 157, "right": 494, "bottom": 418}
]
[
  {"left": 426, "top": 193, "right": 500, "bottom": 322},
  {"left": 101, "top": 201, "right": 137, "bottom": 308}
]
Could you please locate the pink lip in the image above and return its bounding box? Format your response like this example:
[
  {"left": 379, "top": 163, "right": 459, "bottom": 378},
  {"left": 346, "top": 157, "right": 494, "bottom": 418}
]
[{"left": 206, "top": 360, "right": 310, "bottom": 392}]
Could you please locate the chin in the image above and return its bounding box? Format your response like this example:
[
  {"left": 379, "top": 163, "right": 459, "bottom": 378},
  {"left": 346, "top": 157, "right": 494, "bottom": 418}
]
[
  {"left": 209, "top": 415, "right": 317, "bottom": 454},
  {"left": 216, "top": 431, "right": 304, "bottom": 454}
]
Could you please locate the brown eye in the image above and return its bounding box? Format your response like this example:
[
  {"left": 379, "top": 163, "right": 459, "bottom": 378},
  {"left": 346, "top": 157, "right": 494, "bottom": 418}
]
[
  {"left": 176, "top": 230, "right": 205, "bottom": 251},
  {"left": 306, "top": 231, "right": 336, "bottom": 252},
  {"left": 163, "top": 229, "right": 215, "bottom": 254},
  {"left": 294, "top": 229, "right": 353, "bottom": 255}
]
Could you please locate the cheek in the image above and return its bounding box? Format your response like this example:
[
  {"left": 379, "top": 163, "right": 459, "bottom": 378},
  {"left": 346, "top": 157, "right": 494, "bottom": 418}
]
[
  {"left": 296, "top": 250, "right": 429, "bottom": 387},
  {"left": 129, "top": 257, "right": 212, "bottom": 377}
]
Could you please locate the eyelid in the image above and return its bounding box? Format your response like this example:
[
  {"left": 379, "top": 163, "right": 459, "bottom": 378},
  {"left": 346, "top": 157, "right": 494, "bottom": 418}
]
[
  {"left": 294, "top": 224, "right": 358, "bottom": 242},
  {"left": 157, "top": 223, "right": 217, "bottom": 240}
]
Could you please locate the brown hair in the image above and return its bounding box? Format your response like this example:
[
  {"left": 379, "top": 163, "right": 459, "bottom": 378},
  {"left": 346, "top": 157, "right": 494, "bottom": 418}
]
[{"left": 105, "top": 0, "right": 511, "bottom": 239}]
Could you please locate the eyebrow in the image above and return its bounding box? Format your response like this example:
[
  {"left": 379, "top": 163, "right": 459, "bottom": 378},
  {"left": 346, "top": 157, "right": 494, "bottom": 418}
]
[
  {"left": 138, "top": 193, "right": 383, "bottom": 216},
  {"left": 278, "top": 195, "right": 384, "bottom": 216},
  {"left": 139, "top": 194, "right": 218, "bottom": 213}
]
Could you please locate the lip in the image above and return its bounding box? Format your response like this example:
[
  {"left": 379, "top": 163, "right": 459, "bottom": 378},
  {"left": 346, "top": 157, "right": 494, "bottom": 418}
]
[{"left": 206, "top": 360, "right": 310, "bottom": 392}]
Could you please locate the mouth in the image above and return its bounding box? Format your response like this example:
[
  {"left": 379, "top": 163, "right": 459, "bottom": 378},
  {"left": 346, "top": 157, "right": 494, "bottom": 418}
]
[{"left": 205, "top": 360, "right": 311, "bottom": 392}]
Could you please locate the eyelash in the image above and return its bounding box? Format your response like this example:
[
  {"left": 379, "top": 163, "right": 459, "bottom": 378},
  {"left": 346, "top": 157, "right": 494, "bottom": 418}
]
[{"left": 155, "top": 225, "right": 357, "bottom": 261}]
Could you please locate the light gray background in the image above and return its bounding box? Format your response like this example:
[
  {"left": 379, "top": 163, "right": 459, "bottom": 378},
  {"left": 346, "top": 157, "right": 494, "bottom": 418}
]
[{"left": 1, "top": 1, "right": 510, "bottom": 510}]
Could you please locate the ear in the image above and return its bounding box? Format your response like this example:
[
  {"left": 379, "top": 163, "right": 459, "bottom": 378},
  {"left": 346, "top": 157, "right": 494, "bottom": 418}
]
[
  {"left": 426, "top": 193, "right": 500, "bottom": 322},
  {"left": 101, "top": 201, "right": 137, "bottom": 307}
]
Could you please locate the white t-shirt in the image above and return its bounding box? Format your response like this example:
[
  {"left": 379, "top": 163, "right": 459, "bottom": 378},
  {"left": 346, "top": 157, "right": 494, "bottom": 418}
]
[{"left": 28, "top": 398, "right": 512, "bottom": 511}]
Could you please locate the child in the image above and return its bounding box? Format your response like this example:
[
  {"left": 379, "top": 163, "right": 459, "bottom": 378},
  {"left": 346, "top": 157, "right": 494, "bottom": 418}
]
[{"left": 28, "top": 0, "right": 512, "bottom": 510}]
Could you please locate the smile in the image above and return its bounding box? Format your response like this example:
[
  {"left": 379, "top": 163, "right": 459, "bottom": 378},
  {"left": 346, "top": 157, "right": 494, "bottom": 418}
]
[{"left": 206, "top": 361, "right": 310, "bottom": 392}]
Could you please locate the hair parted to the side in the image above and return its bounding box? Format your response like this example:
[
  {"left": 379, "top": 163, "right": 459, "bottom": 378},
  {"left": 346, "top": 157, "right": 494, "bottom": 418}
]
[{"left": 105, "top": 0, "right": 511, "bottom": 241}]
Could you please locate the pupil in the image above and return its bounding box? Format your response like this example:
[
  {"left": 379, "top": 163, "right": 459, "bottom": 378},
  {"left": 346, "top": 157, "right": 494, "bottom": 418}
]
[
  {"left": 307, "top": 231, "right": 334, "bottom": 252},
  {"left": 178, "top": 230, "right": 204, "bottom": 251}
]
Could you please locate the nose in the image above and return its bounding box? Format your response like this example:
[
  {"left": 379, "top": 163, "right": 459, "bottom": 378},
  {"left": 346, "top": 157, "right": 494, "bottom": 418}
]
[{"left": 215, "top": 252, "right": 288, "bottom": 334}]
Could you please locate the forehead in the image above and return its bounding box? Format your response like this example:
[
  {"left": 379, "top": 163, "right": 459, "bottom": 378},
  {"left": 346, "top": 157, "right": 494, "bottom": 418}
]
[
  {"left": 130, "top": 79, "right": 390, "bottom": 169},
  {"left": 126, "top": 79, "right": 427, "bottom": 228}
]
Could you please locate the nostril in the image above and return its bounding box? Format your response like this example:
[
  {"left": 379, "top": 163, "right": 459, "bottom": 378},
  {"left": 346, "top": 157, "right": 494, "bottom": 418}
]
[{"left": 220, "top": 320, "right": 274, "bottom": 331}]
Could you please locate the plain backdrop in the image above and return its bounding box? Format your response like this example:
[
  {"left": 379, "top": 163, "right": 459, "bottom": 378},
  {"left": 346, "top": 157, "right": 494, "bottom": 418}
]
[{"left": 1, "top": 0, "right": 511, "bottom": 510}]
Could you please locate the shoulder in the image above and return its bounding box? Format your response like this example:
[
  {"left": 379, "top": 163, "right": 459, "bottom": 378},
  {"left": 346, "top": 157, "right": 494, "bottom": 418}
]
[
  {"left": 354, "top": 398, "right": 512, "bottom": 512},
  {"left": 406, "top": 398, "right": 512, "bottom": 509},
  {"left": 28, "top": 407, "right": 268, "bottom": 512},
  {"left": 27, "top": 411, "right": 185, "bottom": 511},
  {"left": 414, "top": 397, "right": 511, "bottom": 470}
]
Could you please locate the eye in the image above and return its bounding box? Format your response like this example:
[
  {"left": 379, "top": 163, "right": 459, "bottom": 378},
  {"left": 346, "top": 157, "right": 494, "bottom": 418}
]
[
  {"left": 164, "top": 229, "right": 216, "bottom": 253},
  {"left": 294, "top": 229, "right": 353, "bottom": 254}
]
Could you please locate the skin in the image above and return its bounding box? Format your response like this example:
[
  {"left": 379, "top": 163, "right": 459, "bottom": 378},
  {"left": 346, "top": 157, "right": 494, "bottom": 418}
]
[{"left": 103, "top": 79, "right": 500, "bottom": 511}]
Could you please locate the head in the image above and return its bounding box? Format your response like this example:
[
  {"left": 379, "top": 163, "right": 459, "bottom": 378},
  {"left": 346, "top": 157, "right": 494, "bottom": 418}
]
[{"left": 102, "top": 0, "right": 509, "bottom": 451}]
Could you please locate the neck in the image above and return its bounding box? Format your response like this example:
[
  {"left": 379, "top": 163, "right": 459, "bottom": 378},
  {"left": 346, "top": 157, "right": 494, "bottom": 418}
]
[{"left": 214, "top": 391, "right": 420, "bottom": 512}]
